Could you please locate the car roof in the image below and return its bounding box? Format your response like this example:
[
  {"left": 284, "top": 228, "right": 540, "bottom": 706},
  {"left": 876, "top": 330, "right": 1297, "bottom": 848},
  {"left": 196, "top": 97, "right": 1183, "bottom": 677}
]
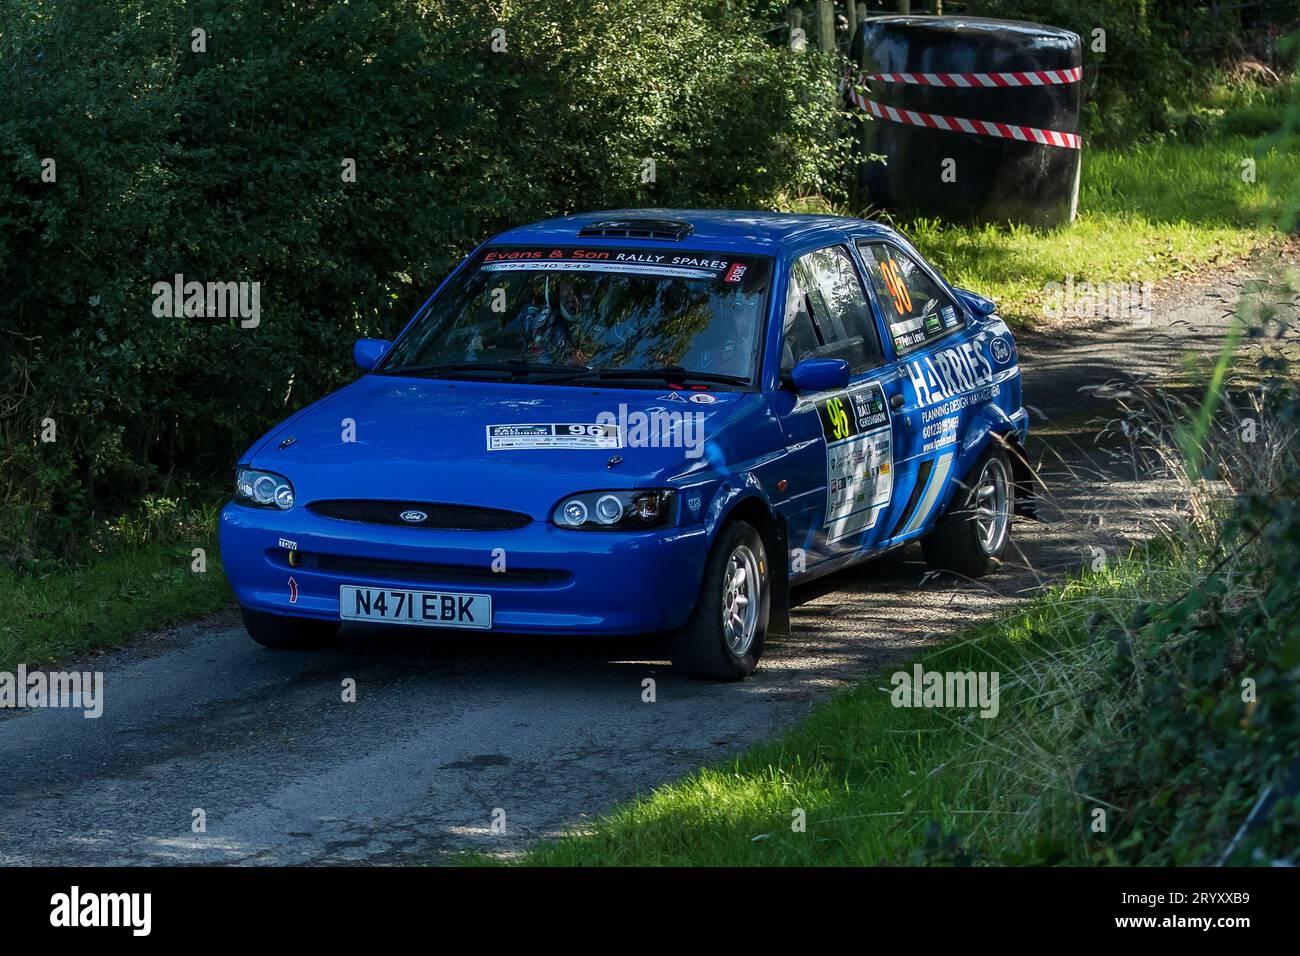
[{"left": 486, "top": 208, "right": 900, "bottom": 254}]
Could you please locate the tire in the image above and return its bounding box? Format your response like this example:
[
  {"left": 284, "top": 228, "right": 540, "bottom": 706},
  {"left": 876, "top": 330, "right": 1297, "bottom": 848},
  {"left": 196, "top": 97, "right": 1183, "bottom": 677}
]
[
  {"left": 921, "top": 444, "right": 1015, "bottom": 578},
  {"left": 670, "top": 520, "right": 770, "bottom": 681},
  {"left": 241, "top": 607, "right": 340, "bottom": 649}
]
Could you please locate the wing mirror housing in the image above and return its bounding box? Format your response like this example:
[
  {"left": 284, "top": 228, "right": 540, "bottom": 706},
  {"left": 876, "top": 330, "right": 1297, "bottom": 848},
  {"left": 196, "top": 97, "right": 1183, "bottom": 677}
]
[
  {"left": 354, "top": 338, "right": 392, "bottom": 371},
  {"left": 954, "top": 288, "right": 997, "bottom": 317},
  {"left": 790, "top": 357, "right": 851, "bottom": 393}
]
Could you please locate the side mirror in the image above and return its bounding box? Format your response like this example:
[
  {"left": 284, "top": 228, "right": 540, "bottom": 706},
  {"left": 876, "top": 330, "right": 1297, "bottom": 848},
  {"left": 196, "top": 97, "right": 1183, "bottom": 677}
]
[
  {"left": 954, "top": 288, "right": 997, "bottom": 317},
  {"left": 790, "top": 357, "right": 851, "bottom": 393},
  {"left": 353, "top": 338, "right": 391, "bottom": 371}
]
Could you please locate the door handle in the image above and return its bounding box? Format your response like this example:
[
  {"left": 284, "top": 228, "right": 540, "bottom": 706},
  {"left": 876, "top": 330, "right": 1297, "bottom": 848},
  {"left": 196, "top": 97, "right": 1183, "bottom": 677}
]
[{"left": 889, "top": 393, "right": 906, "bottom": 410}]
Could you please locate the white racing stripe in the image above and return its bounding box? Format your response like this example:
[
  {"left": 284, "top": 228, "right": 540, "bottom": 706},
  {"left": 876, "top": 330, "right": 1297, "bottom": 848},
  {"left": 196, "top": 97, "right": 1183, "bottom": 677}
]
[{"left": 902, "top": 451, "right": 955, "bottom": 535}]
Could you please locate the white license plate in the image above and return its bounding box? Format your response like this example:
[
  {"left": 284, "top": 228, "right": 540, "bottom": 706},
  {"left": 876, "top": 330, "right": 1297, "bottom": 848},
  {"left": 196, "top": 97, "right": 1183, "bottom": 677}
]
[{"left": 339, "top": 585, "right": 492, "bottom": 630}]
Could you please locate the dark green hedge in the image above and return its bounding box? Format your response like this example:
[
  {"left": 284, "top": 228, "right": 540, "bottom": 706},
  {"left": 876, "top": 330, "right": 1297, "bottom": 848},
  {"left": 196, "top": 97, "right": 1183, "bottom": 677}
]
[{"left": 0, "top": 0, "right": 849, "bottom": 563}]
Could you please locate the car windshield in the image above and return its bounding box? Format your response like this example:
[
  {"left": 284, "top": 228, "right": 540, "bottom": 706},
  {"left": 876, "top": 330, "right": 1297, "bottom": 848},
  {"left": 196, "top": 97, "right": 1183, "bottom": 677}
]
[{"left": 378, "top": 245, "right": 773, "bottom": 385}]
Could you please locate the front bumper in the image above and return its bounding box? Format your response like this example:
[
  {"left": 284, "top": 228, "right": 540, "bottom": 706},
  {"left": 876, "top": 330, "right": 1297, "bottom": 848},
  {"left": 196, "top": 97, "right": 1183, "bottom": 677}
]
[{"left": 218, "top": 502, "right": 710, "bottom": 635}]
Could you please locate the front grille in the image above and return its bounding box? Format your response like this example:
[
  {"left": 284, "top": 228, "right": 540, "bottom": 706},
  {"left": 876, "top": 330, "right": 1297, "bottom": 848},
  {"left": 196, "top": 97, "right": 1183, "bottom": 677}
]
[
  {"left": 307, "top": 500, "right": 531, "bottom": 531},
  {"left": 292, "top": 552, "right": 568, "bottom": 588}
]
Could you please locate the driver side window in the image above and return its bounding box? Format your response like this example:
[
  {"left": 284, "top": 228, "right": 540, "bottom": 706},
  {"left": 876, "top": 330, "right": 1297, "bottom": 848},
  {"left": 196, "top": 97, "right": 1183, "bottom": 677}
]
[{"left": 780, "top": 245, "right": 882, "bottom": 376}]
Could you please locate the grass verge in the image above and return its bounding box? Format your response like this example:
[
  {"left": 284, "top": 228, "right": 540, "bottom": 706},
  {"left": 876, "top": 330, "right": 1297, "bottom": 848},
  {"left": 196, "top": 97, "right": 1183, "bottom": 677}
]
[
  {"left": 507, "top": 556, "right": 1181, "bottom": 866},
  {"left": 791, "top": 133, "right": 1298, "bottom": 325},
  {"left": 0, "top": 500, "right": 230, "bottom": 671}
]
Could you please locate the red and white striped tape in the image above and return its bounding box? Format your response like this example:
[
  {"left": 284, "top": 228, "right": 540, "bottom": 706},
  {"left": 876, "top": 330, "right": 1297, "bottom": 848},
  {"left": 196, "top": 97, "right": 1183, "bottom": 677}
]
[
  {"left": 844, "top": 67, "right": 1082, "bottom": 150},
  {"left": 862, "top": 66, "right": 1082, "bottom": 88}
]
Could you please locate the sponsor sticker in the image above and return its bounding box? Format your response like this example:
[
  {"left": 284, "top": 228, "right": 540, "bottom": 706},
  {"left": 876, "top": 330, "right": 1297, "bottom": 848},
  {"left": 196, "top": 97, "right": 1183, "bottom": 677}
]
[
  {"left": 479, "top": 247, "right": 758, "bottom": 284},
  {"left": 816, "top": 383, "right": 894, "bottom": 540},
  {"left": 486, "top": 422, "right": 621, "bottom": 450},
  {"left": 941, "top": 305, "right": 959, "bottom": 329}
]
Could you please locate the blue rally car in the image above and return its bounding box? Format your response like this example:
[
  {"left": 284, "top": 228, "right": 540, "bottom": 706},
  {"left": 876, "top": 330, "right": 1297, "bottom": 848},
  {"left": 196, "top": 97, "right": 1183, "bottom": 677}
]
[{"left": 219, "top": 210, "right": 1030, "bottom": 680}]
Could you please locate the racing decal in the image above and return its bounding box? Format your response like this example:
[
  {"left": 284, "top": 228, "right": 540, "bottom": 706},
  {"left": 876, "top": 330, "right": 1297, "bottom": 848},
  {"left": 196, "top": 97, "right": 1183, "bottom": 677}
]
[
  {"left": 879, "top": 257, "right": 913, "bottom": 315},
  {"left": 900, "top": 451, "right": 956, "bottom": 536},
  {"left": 905, "top": 341, "right": 996, "bottom": 407},
  {"left": 889, "top": 457, "right": 934, "bottom": 538},
  {"left": 816, "top": 383, "right": 893, "bottom": 541},
  {"left": 479, "top": 247, "right": 762, "bottom": 283},
  {"left": 277, "top": 537, "right": 297, "bottom": 551},
  {"left": 990, "top": 336, "right": 1014, "bottom": 365},
  {"left": 486, "top": 422, "right": 621, "bottom": 451},
  {"left": 941, "top": 304, "right": 960, "bottom": 329},
  {"left": 288, "top": 577, "right": 299, "bottom": 604}
]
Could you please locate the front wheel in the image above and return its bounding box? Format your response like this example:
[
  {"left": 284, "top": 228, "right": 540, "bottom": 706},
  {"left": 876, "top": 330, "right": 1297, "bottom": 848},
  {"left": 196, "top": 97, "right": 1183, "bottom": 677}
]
[
  {"left": 921, "top": 445, "right": 1014, "bottom": 578},
  {"left": 241, "top": 607, "right": 340, "bottom": 649},
  {"left": 670, "top": 520, "right": 770, "bottom": 681}
]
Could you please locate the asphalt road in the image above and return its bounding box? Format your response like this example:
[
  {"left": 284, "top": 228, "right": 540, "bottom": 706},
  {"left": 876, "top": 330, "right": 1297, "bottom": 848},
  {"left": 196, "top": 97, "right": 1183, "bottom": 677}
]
[{"left": 0, "top": 257, "right": 1289, "bottom": 864}]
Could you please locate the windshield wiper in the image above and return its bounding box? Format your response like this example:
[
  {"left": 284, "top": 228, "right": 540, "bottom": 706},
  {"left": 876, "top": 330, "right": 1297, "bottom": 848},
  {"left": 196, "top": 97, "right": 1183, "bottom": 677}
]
[
  {"left": 564, "top": 366, "right": 751, "bottom": 386},
  {"left": 380, "top": 360, "right": 591, "bottom": 380}
]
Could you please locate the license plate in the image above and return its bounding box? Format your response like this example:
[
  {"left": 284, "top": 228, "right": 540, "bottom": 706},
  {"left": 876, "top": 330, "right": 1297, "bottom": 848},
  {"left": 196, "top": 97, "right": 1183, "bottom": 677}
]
[{"left": 339, "top": 585, "right": 492, "bottom": 630}]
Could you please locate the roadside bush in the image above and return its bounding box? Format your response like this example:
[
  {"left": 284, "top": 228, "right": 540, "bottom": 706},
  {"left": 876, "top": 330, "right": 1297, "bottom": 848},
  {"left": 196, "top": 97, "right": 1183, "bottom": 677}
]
[
  {"left": 0, "top": 0, "right": 849, "bottom": 564},
  {"left": 942, "top": 0, "right": 1298, "bottom": 145}
]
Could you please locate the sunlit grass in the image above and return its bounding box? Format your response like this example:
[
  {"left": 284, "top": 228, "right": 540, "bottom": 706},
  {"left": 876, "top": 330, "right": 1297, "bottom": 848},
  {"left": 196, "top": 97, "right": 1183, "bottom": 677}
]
[{"left": 784, "top": 135, "right": 1296, "bottom": 325}]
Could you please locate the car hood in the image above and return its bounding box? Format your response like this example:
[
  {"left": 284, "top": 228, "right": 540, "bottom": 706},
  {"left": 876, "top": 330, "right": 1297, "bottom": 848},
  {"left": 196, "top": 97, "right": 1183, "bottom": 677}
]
[{"left": 247, "top": 374, "right": 763, "bottom": 517}]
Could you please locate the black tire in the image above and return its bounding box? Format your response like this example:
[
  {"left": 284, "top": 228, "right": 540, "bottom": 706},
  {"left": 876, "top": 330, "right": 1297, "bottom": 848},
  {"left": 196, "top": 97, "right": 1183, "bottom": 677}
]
[
  {"left": 241, "top": 607, "right": 340, "bottom": 649},
  {"left": 921, "top": 444, "right": 1015, "bottom": 578},
  {"left": 670, "top": 520, "right": 770, "bottom": 681}
]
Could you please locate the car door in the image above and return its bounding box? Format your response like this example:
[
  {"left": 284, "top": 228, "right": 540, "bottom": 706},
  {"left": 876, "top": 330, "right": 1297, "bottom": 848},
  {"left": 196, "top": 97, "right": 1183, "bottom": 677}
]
[
  {"left": 856, "top": 239, "right": 985, "bottom": 543},
  {"left": 769, "top": 243, "right": 911, "bottom": 577}
]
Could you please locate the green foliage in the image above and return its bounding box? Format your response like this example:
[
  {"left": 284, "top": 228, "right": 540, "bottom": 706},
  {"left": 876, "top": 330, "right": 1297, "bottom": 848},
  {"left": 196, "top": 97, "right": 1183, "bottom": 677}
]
[
  {"left": 1076, "top": 340, "right": 1300, "bottom": 865},
  {"left": 954, "top": 0, "right": 1299, "bottom": 146},
  {"left": 0, "top": 0, "right": 849, "bottom": 563},
  {"left": 0, "top": 496, "right": 228, "bottom": 670}
]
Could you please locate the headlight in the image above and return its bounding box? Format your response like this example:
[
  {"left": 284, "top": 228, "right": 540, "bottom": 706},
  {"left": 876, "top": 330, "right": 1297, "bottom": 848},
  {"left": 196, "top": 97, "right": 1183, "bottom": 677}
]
[
  {"left": 552, "top": 489, "right": 675, "bottom": 530},
  {"left": 235, "top": 467, "right": 295, "bottom": 510}
]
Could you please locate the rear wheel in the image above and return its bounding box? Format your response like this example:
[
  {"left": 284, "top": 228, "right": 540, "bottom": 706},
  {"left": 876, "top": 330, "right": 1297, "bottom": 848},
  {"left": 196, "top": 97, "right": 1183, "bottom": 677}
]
[
  {"left": 241, "top": 607, "right": 340, "bottom": 649},
  {"left": 921, "top": 445, "right": 1014, "bottom": 578},
  {"left": 671, "top": 520, "right": 770, "bottom": 681}
]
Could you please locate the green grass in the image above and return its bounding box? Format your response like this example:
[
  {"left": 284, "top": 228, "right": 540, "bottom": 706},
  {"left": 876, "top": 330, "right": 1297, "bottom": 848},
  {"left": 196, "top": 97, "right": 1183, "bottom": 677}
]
[
  {"left": 913, "top": 135, "right": 1298, "bottom": 323},
  {"left": 792, "top": 134, "right": 1297, "bottom": 325},
  {"left": 0, "top": 505, "right": 230, "bottom": 671},
  {"left": 507, "top": 555, "right": 1190, "bottom": 866}
]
